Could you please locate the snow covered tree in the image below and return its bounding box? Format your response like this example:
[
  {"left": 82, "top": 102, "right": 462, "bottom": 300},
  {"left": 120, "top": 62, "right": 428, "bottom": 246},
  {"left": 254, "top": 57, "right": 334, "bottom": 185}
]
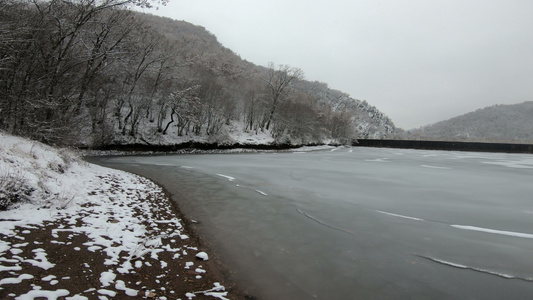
[{"left": 261, "top": 63, "right": 304, "bottom": 131}]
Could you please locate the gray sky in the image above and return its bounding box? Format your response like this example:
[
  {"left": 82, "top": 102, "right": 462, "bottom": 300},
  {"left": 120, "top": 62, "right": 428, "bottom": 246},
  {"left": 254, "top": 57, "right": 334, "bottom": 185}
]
[{"left": 144, "top": 0, "right": 533, "bottom": 129}]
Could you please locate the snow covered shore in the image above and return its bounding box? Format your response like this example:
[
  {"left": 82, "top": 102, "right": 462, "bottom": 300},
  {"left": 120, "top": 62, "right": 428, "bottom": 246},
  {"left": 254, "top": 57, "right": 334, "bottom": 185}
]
[{"left": 0, "top": 132, "right": 232, "bottom": 299}]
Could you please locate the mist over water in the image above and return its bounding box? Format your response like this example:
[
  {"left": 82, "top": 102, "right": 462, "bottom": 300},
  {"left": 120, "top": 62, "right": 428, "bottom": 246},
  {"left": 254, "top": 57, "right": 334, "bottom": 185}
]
[{"left": 90, "top": 148, "right": 533, "bottom": 299}]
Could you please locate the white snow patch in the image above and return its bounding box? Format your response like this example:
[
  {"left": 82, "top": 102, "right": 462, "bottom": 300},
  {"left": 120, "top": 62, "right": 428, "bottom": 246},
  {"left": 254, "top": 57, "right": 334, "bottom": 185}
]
[
  {"left": 15, "top": 289, "right": 69, "bottom": 299},
  {"left": 98, "top": 289, "right": 116, "bottom": 297},
  {"left": 451, "top": 225, "right": 533, "bottom": 239},
  {"left": 376, "top": 210, "right": 424, "bottom": 221},
  {"left": 26, "top": 249, "right": 54, "bottom": 270},
  {"left": 196, "top": 252, "right": 209, "bottom": 261},
  {"left": 115, "top": 280, "right": 139, "bottom": 296},
  {"left": 216, "top": 174, "right": 235, "bottom": 182},
  {"left": 41, "top": 275, "right": 56, "bottom": 281},
  {"left": 99, "top": 271, "right": 116, "bottom": 287},
  {"left": 0, "top": 274, "right": 33, "bottom": 285},
  {"left": 0, "top": 265, "right": 22, "bottom": 272},
  {"left": 420, "top": 164, "right": 450, "bottom": 170},
  {"left": 188, "top": 282, "right": 229, "bottom": 300},
  {"left": 254, "top": 189, "right": 267, "bottom": 196},
  {"left": 65, "top": 295, "right": 89, "bottom": 300},
  {"left": 365, "top": 158, "right": 389, "bottom": 162},
  {"left": 10, "top": 248, "right": 23, "bottom": 255}
]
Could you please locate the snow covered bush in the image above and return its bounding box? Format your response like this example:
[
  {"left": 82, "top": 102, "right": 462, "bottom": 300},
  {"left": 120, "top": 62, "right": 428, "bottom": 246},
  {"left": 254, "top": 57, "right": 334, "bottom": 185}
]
[
  {"left": 0, "top": 131, "right": 81, "bottom": 210},
  {"left": 0, "top": 167, "right": 33, "bottom": 210}
]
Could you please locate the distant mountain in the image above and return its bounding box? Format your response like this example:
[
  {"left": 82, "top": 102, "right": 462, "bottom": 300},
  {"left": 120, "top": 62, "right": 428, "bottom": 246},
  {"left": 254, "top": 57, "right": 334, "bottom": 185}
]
[{"left": 408, "top": 102, "right": 533, "bottom": 142}]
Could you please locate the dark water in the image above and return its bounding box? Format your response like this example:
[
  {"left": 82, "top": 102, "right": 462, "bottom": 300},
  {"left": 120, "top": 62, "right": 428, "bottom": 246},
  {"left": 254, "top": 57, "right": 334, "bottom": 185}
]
[{"left": 88, "top": 148, "right": 533, "bottom": 299}]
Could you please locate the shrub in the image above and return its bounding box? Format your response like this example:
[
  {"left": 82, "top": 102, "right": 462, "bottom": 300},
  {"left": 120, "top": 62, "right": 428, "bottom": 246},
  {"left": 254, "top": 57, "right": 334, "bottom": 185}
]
[{"left": 0, "top": 168, "right": 34, "bottom": 210}]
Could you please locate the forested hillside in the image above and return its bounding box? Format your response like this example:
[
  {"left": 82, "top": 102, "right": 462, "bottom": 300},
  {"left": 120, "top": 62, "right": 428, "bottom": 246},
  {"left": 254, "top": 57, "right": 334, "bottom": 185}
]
[
  {"left": 0, "top": 0, "right": 397, "bottom": 147},
  {"left": 408, "top": 102, "right": 533, "bottom": 143}
]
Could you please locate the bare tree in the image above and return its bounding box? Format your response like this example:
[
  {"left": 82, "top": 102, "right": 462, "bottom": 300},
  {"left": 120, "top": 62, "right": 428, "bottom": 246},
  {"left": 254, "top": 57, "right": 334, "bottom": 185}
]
[{"left": 261, "top": 62, "right": 303, "bottom": 131}]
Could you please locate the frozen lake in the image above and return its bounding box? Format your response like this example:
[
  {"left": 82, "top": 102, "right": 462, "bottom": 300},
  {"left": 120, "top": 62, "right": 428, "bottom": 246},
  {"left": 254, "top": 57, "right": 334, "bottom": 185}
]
[{"left": 89, "top": 147, "right": 533, "bottom": 299}]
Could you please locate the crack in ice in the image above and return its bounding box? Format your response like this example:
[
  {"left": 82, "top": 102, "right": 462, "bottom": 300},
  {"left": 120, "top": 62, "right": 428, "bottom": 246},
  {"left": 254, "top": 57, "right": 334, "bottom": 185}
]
[
  {"left": 297, "top": 209, "right": 354, "bottom": 235},
  {"left": 416, "top": 255, "right": 533, "bottom": 282}
]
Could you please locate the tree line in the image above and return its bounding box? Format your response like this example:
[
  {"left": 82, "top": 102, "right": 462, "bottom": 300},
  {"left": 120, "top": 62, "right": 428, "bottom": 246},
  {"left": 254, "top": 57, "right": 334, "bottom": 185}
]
[{"left": 0, "top": 0, "right": 396, "bottom": 147}]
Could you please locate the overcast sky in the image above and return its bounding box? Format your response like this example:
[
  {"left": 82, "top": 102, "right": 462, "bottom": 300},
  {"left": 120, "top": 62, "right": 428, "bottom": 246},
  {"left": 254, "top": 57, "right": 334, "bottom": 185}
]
[{"left": 144, "top": 0, "right": 533, "bottom": 129}]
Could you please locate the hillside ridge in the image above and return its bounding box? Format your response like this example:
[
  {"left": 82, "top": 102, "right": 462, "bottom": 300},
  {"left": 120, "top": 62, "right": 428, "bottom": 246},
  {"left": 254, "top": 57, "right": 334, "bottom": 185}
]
[
  {"left": 408, "top": 101, "right": 533, "bottom": 143},
  {"left": 0, "top": 2, "right": 397, "bottom": 147}
]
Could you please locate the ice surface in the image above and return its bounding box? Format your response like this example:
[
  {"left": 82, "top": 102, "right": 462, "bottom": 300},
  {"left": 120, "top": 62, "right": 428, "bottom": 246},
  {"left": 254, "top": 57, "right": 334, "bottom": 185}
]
[
  {"left": 365, "top": 158, "right": 389, "bottom": 162},
  {"left": 482, "top": 158, "right": 533, "bottom": 169},
  {"left": 83, "top": 142, "right": 533, "bottom": 299}
]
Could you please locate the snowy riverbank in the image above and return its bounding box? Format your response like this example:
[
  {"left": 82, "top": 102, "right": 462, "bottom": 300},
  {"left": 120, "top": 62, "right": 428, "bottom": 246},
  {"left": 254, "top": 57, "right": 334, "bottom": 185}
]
[{"left": 0, "top": 132, "right": 235, "bottom": 299}]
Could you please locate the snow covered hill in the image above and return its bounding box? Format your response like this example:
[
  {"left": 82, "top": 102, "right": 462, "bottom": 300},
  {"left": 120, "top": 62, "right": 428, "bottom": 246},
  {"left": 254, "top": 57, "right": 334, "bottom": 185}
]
[
  {"left": 408, "top": 101, "right": 533, "bottom": 143},
  {"left": 1, "top": 4, "right": 397, "bottom": 148}
]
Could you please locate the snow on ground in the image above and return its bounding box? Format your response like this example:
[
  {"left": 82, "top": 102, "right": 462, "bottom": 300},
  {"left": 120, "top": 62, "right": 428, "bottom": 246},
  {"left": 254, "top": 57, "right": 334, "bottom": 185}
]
[{"left": 0, "top": 132, "right": 229, "bottom": 299}]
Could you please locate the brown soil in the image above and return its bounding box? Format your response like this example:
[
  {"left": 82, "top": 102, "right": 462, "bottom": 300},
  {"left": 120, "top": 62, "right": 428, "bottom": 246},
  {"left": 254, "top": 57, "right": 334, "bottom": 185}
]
[{"left": 0, "top": 177, "right": 254, "bottom": 299}]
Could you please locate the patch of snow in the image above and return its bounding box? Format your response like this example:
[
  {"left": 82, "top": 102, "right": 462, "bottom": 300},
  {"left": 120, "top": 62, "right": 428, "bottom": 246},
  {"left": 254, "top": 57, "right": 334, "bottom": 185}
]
[
  {"left": 15, "top": 289, "right": 69, "bottom": 299},
  {"left": 420, "top": 165, "right": 451, "bottom": 170},
  {"left": 0, "top": 265, "right": 22, "bottom": 272},
  {"left": 451, "top": 225, "right": 533, "bottom": 239},
  {"left": 41, "top": 275, "right": 56, "bottom": 281},
  {"left": 98, "top": 289, "right": 116, "bottom": 297},
  {"left": 99, "top": 271, "right": 116, "bottom": 287},
  {"left": 66, "top": 295, "right": 89, "bottom": 300},
  {"left": 365, "top": 158, "right": 389, "bottom": 162},
  {"left": 115, "top": 280, "right": 139, "bottom": 296},
  {"left": 376, "top": 210, "right": 424, "bottom": 221},
  {"left": 26, "top": 249, "right": 55, "bottom": 270},
  {"left": 216, "top": 174, "right": 235, "bottom": 182},
  {"left": 189, "top": 282, "right": 229, "bottom": 300},
  {"left": 254, "top": 189, "right": 267, "bottom": 196},
  {"left": 10, "top": 248, "right": 23, "bottom": 255},
  {"left": 0, "top": 274, "right": 33, "bottom": 285},
  {"left": 196, "top": 252, "right": 209, "bottom": 261}
]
